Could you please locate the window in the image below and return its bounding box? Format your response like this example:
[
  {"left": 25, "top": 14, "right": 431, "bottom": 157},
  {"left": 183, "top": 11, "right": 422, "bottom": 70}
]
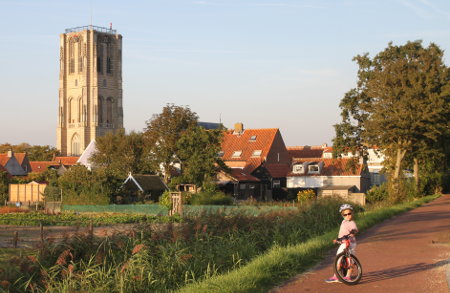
[
  {"left": 232, "top": 150, "right": 242, "bottom": 158},
  {"left": 273, "top": 180, "right": 281, "bottom": 188},
  {"left": 249, "top": 135, "right": 257, "bottom": 141},
  {"left": 239, "top": 183, "right": 246, "bottom": 190},
  {"left": 107, "top": 57, "right": 112, "bottom": 74},
  {"left": 308, "top": 164, "right": 319, "bottom": 174},
  {"left": 252, "top": 150, "right": 262, "bottom": 157},
  {"left": 217, "top": 151, "right": 224, "bottom": 157},
  {"left": 293, "top": 164, "right": 304, "bottom": 174}
]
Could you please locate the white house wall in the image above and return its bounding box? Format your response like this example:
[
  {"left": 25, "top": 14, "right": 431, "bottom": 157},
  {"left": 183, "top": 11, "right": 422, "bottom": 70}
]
[{"left": 287, "top": 176, "right": 363, "bottom": 191}]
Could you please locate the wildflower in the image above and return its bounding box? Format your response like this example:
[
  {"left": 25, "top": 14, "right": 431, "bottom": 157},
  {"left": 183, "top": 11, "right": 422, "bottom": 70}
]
[
  {"left": 27, "top": 256, "right": 38, "bottom": 263},
  {"left": 180, "top": 254, "right": 193, "bottom": 261},
  {"left": 56, "top": 249, "right": 73, "bottom": 266},
  {"left": 120, "top": 262, "right": 128, "bottom": 273},
  {"left": 0, "top": 281, "right": 10, "bottom": 288},
  {"left": 132, "top": 244, "right": 145, "bottom": 255},
  {"left": 202, "top": 224, "right": 208, "bottom": 234}
]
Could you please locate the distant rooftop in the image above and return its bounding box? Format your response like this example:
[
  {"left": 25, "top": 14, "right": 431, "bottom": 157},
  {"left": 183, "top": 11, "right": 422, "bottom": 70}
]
[{"left": 65, "top": 25, "right": 117, "bottom": 35}]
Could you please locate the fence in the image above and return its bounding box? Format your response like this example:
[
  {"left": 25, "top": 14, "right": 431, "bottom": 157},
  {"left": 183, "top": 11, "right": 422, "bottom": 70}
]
[{"left": 0, "top": 221, "right": 98, "bottom": 249}]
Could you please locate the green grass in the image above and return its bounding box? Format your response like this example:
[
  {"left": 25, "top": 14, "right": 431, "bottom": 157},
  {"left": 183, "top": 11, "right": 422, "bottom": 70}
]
[{"left": 177, "top": 194, "right": 440, "bottom": 293}]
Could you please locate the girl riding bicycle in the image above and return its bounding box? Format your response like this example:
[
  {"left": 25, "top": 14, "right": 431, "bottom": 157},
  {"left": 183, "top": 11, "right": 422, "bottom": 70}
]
[{"left": 326, "top": 203, "right": 358, "bottom": 283}]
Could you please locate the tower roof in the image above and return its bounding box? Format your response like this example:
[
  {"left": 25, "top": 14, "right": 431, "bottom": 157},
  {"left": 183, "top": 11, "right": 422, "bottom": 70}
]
[{"left": 65, "top": 25, "right": 117, "bottom": 35}]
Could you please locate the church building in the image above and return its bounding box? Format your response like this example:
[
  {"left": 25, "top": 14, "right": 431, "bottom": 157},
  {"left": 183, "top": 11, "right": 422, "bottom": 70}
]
[{"left": 56, "top": 25, "right": 124, "bottom": 156}]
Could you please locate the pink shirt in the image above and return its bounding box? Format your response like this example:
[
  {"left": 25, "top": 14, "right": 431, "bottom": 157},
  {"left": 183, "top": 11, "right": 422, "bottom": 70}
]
[{"left": 338, "top": 219, "right": 358, "bottom": 244}]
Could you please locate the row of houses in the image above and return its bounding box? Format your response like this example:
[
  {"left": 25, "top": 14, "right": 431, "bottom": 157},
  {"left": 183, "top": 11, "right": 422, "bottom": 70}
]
[
  {"left": 216, "top": 123, "right": 385, "bottom": 204},
  {"left": 1, "top": 123, "right": 386, "bottom": 204}
]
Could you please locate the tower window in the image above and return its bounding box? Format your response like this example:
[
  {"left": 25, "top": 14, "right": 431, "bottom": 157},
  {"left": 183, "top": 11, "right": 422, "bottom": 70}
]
[{"left": 107, "top": 57, "right": 112, "bottom": 74}]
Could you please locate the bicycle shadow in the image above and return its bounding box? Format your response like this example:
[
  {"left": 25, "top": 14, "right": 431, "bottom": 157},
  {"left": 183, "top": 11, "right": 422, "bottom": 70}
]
[{"left": 360, "top": 259, "right": 449, "bottom": 284}]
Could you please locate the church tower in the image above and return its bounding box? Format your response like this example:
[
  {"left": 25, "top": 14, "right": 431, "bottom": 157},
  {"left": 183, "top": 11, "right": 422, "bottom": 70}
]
[{"left": 57, "top": 25, "right": 123, "bottom": 156}]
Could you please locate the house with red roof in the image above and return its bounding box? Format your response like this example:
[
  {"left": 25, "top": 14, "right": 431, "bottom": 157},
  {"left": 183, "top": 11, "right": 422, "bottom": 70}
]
[
  {"left": 286, "top": 157, "right": 370, "bottom": 197},
  {"left": 29, "top": 161, "right": 60, "bottom": 173},
  {"left": 218, "top": 123, "right": 290, "bottom": 200},
  {"left": 0, "top": 151, "right": 27, "bottom": 176}
]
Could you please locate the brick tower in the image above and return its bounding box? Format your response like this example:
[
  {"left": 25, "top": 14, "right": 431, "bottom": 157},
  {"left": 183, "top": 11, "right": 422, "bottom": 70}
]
[{"left": 57, "top": 25, "right": 123, "bottom": 156}]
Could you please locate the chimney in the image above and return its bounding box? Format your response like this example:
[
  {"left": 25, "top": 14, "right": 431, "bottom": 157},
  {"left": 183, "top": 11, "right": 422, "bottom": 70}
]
[
  {"left": 7, "top": 150, "right": 13, "bottom": 158},
  {"left": 234, "top": 122, "right": 244, "bottom": 135}
]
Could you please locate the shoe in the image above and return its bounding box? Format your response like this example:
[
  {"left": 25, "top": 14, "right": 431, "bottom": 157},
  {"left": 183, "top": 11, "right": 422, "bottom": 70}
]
[
  {"left": 343, "top": 276, "right": 352, "bottom": 281},
  {"left": 325, "top": 275, "right": 340, "bottom": 283}
]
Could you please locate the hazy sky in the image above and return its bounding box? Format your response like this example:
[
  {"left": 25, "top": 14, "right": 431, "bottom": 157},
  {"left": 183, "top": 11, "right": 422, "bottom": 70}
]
[{"left": 1, "top": 0, "right": 450, "bottom": 147}]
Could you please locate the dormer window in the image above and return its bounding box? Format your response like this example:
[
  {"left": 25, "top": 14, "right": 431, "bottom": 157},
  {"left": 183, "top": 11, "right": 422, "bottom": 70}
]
[
  {"left": 249, "top": 135, "right": 257, "bottom": 141},
  {"left": 252, "top": 150, "right": 262, "bottom": 157},
  {"left": 293, "top": 164, "right": 304, "bottom": 174},
  {"left": 232, "top": 150, "right": 242, "bottom": 158},
  {"left": 308, "top": 164, "right": 320, "bottom": 174},
  {"left": 217, "top": 151, "right": 224, "bottom": 157}
]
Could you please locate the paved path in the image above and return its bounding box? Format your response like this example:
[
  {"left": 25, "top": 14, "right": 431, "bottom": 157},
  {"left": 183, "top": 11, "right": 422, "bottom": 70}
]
[{"left": 272, "top": 195, "right": 450, "bottom": 293}]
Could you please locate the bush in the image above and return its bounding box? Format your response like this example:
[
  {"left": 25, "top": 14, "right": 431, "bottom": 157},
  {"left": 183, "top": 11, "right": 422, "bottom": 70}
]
[
  {"left": 190, "top": 191, "right": 234, "bottom": 205},
  {"left": 366, "top": 184, "right": 389, "bottom": 203},
  {"left": 159, "top": 191, "right": 172, "bottom": 209},
  {"left": 297, "top": 189, "right": 315, "bottom": 204}
]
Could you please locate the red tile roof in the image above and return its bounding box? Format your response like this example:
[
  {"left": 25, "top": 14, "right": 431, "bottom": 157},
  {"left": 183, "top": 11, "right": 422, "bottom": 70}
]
[
  {"left": 29, "top": 161, "right": 59, "bottom": 173},
  {"left": 222, "top": 128, "right": 279, "bottom": 161},
  {"left": 288, "top": 158, "right": 364, "bottom": 176},
  {"left": 54, "top": 156, "right": 79, "bottom": 166},
  {"left": 222, "top": 128, "right": 282, "bottom": 174},
  {"left": 0, "top": 154, "right": 10, "bottom": 167},
  {"left": 287, "top": 146, "right": 325, "bottom": 158},
  {"left": 14, "top": 153, "right": 27, "bottom": 165}
]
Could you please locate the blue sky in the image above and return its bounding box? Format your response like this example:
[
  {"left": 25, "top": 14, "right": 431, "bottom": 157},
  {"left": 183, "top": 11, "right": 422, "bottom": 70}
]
[{"left": 1, "top": 0, "right": 450, "bottom": 147}]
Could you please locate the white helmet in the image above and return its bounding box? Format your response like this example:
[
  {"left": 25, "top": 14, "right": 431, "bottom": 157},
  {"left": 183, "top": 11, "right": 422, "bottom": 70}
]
[{"left": 339, "top": 203, "right": 353, "bottom": 213}]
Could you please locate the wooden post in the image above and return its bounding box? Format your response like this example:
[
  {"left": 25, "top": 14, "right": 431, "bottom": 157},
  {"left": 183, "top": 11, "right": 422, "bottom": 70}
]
[
  {"left": 89, "top": 221, "right": 93, "bottom": 238},
  {"left": 13, "top": 231, "right": 18, "bottom": 248}
]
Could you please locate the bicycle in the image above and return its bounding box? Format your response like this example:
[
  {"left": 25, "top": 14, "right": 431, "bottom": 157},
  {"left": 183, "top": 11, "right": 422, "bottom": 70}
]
[{"left": 333, "top": 229, "right": 363, "bottom": 285}]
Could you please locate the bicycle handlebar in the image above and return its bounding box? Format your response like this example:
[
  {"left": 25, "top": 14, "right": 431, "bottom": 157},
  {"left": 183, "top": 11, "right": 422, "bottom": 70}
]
[{"left": 335, "top": 229, "right": 358, "bottom": 242}]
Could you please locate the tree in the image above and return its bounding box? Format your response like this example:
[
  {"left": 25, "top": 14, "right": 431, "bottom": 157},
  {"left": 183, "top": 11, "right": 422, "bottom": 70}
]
[
  {"left": 57, "top": 165, "right": 115, "bottom": 205},
  {"left": 0, "top": 171, "right": 9, "bottom": 204},
  {"left": 89, "top": 130, "right": 150, "bottom": 177},
  {"left": 143, "top": 104, "right": 198, "bottom": 183},
  {"left": 0, "top": 143, "right": 59, "bottom": 161},
  {"left": 333, "top": 41, "right": 450, "bottom": 200},
  {"left": 26, "top": 145, "right": 60, "bottom": 161},
  {"left": 176, "top": 126, "right": 227, "bottom": 187}
]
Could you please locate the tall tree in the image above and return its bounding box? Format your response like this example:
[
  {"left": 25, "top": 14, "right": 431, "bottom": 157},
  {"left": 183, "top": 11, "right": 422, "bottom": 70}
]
[
  {"left": 89, "top": 130, "right": 149, "bottom": 177},
  {"left": 333, "top": 41, "right": 450, "bottom": 199},
  {"left": 143, "top": 104, "right": 198, "bottom": 183},
  {"left": 176, "top": 126, "right": 227, "bottom": 187}
]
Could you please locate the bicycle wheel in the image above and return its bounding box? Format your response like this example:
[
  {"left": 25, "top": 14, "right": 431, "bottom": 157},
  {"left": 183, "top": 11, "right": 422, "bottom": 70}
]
[{"left": 334, "top": 252, "right": 362, "bottom": 285}]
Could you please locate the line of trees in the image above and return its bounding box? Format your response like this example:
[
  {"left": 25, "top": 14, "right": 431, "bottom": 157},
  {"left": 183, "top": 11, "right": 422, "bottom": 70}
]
[{"left": 333, "top": 41, "right": 450, "bottom": 201}]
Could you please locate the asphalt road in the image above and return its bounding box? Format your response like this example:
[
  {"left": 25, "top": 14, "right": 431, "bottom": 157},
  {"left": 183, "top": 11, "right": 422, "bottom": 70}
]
[{"left": 272, "top": 195, "right": 450, "bottom": 293}]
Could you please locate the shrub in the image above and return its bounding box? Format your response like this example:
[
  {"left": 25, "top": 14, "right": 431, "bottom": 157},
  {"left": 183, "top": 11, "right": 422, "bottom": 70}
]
[
  {"left": 366, "top": 183, "right": 388, "bottom": 203},
  {"left": 159, "top": 191, "right": 172, "bottom": 209},
  {"left": 297, "top": 189, "right": 315, "bottom": 204}
]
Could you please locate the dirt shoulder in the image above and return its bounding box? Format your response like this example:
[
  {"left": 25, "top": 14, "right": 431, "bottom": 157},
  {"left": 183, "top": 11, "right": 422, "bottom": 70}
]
[{"left": 272, "top": 195, "right": 450, "bottom": 293}]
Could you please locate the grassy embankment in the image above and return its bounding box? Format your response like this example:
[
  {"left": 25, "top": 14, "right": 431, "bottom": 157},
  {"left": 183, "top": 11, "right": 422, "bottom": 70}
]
[{"left": 177, "top": 194, "right": 440, "bottom": 293}]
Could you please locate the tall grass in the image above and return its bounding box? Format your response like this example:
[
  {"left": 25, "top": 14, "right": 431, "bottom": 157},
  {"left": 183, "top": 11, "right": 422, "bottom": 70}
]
[{"left": 0, "top": 198, "right": 345, "bottom": 292}]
